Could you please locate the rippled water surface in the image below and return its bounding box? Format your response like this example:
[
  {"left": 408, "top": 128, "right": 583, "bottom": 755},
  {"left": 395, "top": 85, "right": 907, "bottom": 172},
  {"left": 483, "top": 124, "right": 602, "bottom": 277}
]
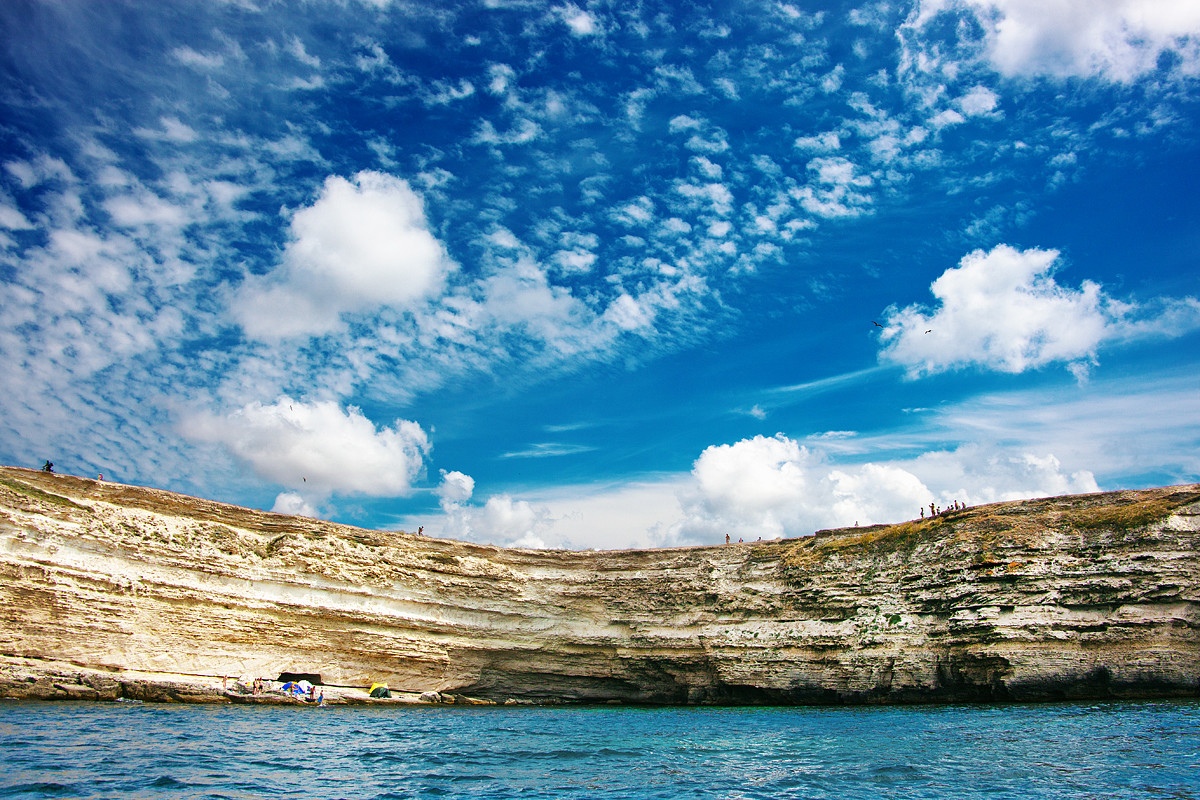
[{"left": 3, "top": 699, "right": 1199, "bottom": 798}]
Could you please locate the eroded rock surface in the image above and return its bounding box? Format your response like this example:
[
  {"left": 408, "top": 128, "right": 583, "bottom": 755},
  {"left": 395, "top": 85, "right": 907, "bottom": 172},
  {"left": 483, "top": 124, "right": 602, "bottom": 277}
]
[{"left": 2, "top": 466, "right": 1198, "bottom": 704}]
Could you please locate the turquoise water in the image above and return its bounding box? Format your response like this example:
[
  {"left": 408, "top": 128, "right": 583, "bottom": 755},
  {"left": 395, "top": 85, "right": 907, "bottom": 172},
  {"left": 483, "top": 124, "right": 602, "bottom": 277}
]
[{"left": 2, "top": 700, "right": 1199, "bottom": 798}]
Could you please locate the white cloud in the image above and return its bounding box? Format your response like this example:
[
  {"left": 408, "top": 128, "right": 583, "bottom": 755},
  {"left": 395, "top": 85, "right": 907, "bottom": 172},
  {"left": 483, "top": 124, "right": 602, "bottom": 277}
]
[
  {"left": 103, "top": 190, "right": 188, "bottom": 229},
  {"left": 942, "top": 373, "right": 1200, "bottom": 481},
  {"left": 878, "top": 244, "right": 1125, "bottom": 376},
  {"left": 233, "top": 171, "right": 455, "bottom": 340},
  {"left": 820, "top": 64, "right": 845, "bottom": 93},
  {"left": 671, "top": 435, "right": 934, "bottom": 540},
  {"left": 272, "top": 491, "right": 320, "bottom": 518},
  {"left": 958, "top": 85, "right": 999, "bottom": 116},
  {"left": 172, "top": 46, "right": 225, "bottom": 70},
  {"left": 553, "top": 248, "right": 597, "bottom": 274},
  {"left": 399, "top": 478, "right": 689, "bottom": 550},
  {"left": 556, "top": 4, "right": 600, "bottom": 36},
  {"left": 0, "top": 204, "right": 33, "bottom": 230},
  {"left": 614, "top": 196, "right": 654, "bottom": 225},
  {"left": 685, "top": 133, "right": 730, "bottom": 155},
  {"left": 473, "top": 256, "right": 601, "bottom": 355},
  {"left": 432, "top": 492, "right": 554, "bottom": 549},
  {"left": 668, "top": 114, "right": 702, "bottom": 133},
  {"left": 426, "top": 78, "right": 476, "bottom": 105},
  {"left": 909, "top": 446, "right": 1099, "bottom": 505},
  {"left": 671, "top": 432, "right": 1107, "bottom": 543},
  {"left": 692, "top": 156, "right": 723, "bottom": 179},
  {"left": 5, "top": 155, "right": 74, "bottom": 190},
  {"left": 793, "top": 156, "right": 874, "bottom": 218},
  {"left": 911, "top": 0, "right": 1200, "bottom": 81},
  {"left": 482, "top": 495, "right": 552, "bottom": 548},
  {"left": 794, "top": 131, "right": 842, "bottom": 153},
  {"left": 487, "top": 63, "right": 516, "bottom": 95},
  {"left": 437, "top": 469, "right": 475, "bottom": 505},
  {"left": 355, "top": 40, "right": 394, "bottom": 74},
  {"left": 134, "top": 116, "right": 200, "bottom": 143},
  {"left": 603, "top": 292, "right": 654, "bottom": 331},
  {"left": 181, "top": 397, "right": 431, "bottom": 497},
  {"left": 675, "top": 181, "right": 734, "bottom": 216},
  {"left": 286, "top": 35, "right": 322, "bottom": 68},
  {"left": 473, "top": 118, "right": 542, "bottom": 146},
  {"left": 681, "top": 434, "right": 816, "bottom": 540},
  {"left": 931, "top": 108, "right": 966, "bottom": 128}
]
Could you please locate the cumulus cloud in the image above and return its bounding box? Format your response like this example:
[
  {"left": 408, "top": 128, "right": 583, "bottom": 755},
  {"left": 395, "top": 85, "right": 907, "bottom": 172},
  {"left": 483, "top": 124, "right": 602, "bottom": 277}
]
[
  {"left": 909, "top": 445, "right": 1099, "bottom": 504},
  {"left": 181, "top": 397, "right": 430, "bottom": 497},
  {"left": 271, "top": 491, "right": 320, "bottom": 518},
  {"left": 880, "top": 245, "right": 1200, "bottom": 379},
  {"left": 399, "top": 478, "right": 689, "bottom": 550},
  {"left": 681, "top": 434, "right": 816, "bottom": 539},
  {"left": 233, "top": 171, "right": 455, "bottom": 340},
  {"left": 877, "top": 245, "right": 1127, "bottom": 377},
  {"left": 433, "top": 492, "right": 554, "bottom": 549},
  {"left": 911, "top": 0, "right": 1200, "bottom": 81},
  {"left": 437, "top": 469, "right": 475, "bottom": 506},
  {"left": 670, "top": 432, "right": 1105, "bottom": 543},
  {"left": 671, "top": 435, "right": 932, "bottom": 540}
]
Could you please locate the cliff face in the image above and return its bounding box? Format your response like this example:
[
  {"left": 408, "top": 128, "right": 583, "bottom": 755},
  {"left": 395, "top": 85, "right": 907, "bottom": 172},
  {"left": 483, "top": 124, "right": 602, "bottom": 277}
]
[{"left": 2, "top": 465, "right": 1198, "bottom": 705}]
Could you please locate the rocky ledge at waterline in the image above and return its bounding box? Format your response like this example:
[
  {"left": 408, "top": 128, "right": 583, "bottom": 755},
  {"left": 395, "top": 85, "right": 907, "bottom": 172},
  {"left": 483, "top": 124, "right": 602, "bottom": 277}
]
[{"left": 1, "top": 466, "right": 1198, "bottom": 706}]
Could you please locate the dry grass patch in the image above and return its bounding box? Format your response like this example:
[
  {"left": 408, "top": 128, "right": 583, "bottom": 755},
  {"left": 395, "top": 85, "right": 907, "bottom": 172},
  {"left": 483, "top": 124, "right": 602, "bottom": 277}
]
[
  {"left": 780, "top": 487, "right": 1200, "bottom": 576},
  {"left": 1061, "top": 491, "right": 1200, "bottom": 531},
  {"left": 0, "top": 477, "right": 86, "bottom": 511}
]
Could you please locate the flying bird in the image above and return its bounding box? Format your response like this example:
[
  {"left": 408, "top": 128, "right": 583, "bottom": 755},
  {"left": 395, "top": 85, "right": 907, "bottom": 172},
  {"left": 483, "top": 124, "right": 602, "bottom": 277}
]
[
  {"left": 925, "top": 329, "right": 932, "bottom": 334},
  {"left": 872, "top": 320, "right": 883, "bottom": 327}
]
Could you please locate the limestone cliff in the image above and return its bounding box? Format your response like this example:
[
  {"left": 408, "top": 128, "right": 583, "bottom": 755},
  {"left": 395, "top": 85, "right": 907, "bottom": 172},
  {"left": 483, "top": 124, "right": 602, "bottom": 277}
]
[{"left": 1, "top": 465, "right": 1198, "bottom": 705}]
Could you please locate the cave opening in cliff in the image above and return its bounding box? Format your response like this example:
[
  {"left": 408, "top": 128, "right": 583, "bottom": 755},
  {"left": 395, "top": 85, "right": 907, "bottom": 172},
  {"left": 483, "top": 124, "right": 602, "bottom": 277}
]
[{"left": 277, "top": 672, "right": 323, "bottom": 685}]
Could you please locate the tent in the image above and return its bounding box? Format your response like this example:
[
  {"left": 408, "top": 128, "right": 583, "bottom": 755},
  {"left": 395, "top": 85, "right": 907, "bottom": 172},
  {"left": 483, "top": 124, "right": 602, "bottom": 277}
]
[
  {"left": 369, "top": 682, "right": 391, "bottom": 698},
  {"left": 280, "top": 681, "right": 312, "bottom": 697}
]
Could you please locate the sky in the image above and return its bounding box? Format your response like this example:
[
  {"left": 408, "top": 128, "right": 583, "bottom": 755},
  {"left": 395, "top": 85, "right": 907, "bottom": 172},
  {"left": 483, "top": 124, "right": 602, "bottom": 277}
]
[{"left": 1, "top": 0, "right": 1199, "bottom": 551}]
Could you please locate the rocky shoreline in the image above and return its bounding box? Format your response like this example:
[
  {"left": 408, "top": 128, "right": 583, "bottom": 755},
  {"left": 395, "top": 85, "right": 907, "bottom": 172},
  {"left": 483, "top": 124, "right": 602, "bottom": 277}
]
[
  {"left": 0, "top": 655, "right": 498, "bottom": 706},
  {"left": 3, "top": 466, "right": 1199, "bottom": 706}
]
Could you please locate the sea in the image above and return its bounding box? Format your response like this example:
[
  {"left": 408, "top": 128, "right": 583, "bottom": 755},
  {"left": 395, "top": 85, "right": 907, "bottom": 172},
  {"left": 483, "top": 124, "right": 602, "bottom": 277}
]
[{"left": 2, "top": 699, "right": 1199, "bottom": 799}]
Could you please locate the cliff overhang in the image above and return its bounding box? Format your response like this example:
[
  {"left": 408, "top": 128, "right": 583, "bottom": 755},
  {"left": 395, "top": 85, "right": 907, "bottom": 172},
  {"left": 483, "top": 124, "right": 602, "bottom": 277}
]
[{"left": 2, "top": 466, "right": 1198, "bottom": 706}]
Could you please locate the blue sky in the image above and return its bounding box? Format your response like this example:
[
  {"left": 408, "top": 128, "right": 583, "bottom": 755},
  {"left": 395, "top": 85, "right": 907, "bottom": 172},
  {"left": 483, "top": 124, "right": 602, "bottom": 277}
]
[{"left": 2, "top": 0, "right": 1198, "bottom": 550}]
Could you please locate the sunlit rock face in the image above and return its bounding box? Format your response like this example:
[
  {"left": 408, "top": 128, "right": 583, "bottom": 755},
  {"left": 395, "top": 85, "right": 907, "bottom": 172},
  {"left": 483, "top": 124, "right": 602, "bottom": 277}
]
[{"left": 1, "top": 466, "right": 1198, "bottom": 705}]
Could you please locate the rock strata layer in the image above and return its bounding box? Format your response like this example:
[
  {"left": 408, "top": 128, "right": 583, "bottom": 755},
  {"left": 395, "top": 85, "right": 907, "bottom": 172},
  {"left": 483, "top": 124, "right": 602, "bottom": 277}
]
[{"left": 2, "top": 466, "right": 1198, "bottom": 705}]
